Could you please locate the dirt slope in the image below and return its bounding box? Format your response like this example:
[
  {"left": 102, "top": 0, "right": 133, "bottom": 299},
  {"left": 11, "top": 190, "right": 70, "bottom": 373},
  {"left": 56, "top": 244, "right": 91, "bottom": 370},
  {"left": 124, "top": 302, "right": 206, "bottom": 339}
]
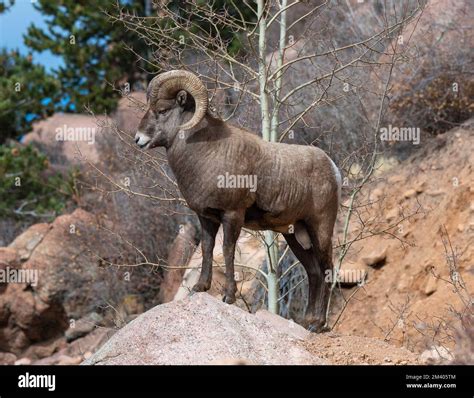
[
  {"left": 333, "top": 122, "right": 473, "bottom": 355},
  {"left": 304, "top": 333, "right": 419, "bottom": 365}
]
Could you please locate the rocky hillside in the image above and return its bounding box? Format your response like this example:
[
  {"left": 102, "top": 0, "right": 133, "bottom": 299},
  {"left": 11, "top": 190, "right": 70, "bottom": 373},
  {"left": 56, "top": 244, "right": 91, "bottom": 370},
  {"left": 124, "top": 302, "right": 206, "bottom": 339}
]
[
  {"left": 1, "top": 123, "right": 471, "bottom": 366},
  {"left": 334, "top": 121, "right": 473, "bottom": 357}
]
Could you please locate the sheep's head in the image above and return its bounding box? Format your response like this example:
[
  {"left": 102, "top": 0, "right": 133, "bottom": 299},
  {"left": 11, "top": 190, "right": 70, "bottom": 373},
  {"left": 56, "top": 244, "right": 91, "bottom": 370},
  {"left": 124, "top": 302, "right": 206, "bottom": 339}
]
[{"left": 135, "top": 70, "right": 208, "bottom": 149}]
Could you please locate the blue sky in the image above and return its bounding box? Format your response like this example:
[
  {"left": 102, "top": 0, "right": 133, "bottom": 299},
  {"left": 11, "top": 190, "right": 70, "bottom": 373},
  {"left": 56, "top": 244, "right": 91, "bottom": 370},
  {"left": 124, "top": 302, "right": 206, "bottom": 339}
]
[{"left": 0, "top": 0, "right": 63, "bottom": 70}]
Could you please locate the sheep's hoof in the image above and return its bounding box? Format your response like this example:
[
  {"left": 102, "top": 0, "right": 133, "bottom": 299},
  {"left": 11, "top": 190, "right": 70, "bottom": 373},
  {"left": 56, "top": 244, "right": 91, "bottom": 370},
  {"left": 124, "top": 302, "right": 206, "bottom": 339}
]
[
  {"left": 303, "top": 317, "right": 330, "bottom": 333},
  {"left": 222, "top": 294, "right": 236, "bottom": 304},
  {"left": 192, "top": 281, "right": 211, "bottom": 293},
  {"left": 307, "top": 323, "right": 330, "bottom": 333}
]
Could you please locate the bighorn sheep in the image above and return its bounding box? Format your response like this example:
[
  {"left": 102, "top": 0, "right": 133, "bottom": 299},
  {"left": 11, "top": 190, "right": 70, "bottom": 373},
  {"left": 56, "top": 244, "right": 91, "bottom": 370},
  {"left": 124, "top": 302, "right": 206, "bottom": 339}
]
[{"left": 135, "top": 70, "right": 341, "bottom": 332}]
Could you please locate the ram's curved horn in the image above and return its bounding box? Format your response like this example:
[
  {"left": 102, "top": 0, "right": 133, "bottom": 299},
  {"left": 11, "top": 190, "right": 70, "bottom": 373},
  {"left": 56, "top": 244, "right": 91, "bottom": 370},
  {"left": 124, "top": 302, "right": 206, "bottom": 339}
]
[{"left": 148, "top": 70, "right": 208, "bottom": 131}]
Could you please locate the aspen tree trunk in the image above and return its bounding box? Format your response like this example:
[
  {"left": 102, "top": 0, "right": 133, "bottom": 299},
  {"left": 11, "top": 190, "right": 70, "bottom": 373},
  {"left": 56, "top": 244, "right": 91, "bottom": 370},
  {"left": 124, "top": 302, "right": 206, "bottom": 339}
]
[{"left": 258, "top": 0, "right": 288, "bottom": 314}]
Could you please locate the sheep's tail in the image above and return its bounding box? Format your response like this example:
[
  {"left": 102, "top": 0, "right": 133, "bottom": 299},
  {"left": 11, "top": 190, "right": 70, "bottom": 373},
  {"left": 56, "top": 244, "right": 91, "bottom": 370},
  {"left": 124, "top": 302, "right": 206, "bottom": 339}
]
[{"left": 327, "top": 155, "right": 342, "bottom": 206}]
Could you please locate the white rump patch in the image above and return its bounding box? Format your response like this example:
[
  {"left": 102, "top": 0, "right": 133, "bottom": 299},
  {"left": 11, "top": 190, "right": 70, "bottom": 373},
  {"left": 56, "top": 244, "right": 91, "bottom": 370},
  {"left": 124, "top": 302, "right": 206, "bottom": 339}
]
[{"left": 327, "top": 155, "right": 342, "bottom": 204}]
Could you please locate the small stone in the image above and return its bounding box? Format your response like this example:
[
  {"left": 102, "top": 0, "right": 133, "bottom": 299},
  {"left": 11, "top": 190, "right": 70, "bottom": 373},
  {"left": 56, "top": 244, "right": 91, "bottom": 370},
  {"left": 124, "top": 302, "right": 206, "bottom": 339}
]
[
  {"left": 65, "top": 312, "right": 103, "bottom": 342},
  {"left": 420, "top": 346, "right": 452, "bottom": 363},
  {"left": 385, "top": 208, "right": 399, "bottom": 222},
  {"left": 361, "top": 247, "right": 387, "bottom": 267},
  {"left": 0, "top": 352, "right": 17, "bottom": 365},
  {"left": 400, "top": 225, "right": 411, "bottom": 238},
  {"left": 457, "top": 224, "right": 464, "bottom": 232},
  {"left": 403, "top": 189, "right": 417, "bottom": 199},
  {"left": 14, "top": 357, "right": 32, "bottom": 366},
  {"left": 423, "top": 275, "right": 437, "bottom": 296},
  {"left": 57, "top": 355, "right": 83, "bottom": 365},
  {"left": 415, "top": 181, "right": 426, "bottom": 193}
]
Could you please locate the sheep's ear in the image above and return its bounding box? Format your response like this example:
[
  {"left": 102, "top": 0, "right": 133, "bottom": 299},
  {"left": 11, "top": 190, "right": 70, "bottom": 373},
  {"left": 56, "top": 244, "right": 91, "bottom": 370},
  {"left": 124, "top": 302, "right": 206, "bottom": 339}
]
[{"left": 176, "top": 90, "right": 188, "bottom": 107}]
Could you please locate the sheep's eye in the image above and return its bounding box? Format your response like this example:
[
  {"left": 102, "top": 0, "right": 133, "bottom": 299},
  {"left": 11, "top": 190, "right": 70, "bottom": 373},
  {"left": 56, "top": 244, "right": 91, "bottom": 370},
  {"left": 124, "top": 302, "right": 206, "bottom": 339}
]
[{"left": 158, "top": 109, "right": 168, "bottom": 115}]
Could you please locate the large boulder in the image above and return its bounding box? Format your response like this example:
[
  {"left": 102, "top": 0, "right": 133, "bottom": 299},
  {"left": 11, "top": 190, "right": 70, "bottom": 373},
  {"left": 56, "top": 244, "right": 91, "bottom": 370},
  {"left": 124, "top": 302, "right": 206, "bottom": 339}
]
[
  {"left": 0, "top": 210, "right": 97, "bottom": 352},
  {"left": 84, "top": 293, "right": 322, "bottom": 365},
  {"left": 21, "top": 92, "right": 146, "bottom": 169},
  {"left": 159, "top": 223, "right": 198, "bottom": 303},
  {"left": 9, "top": 209, "right": 106, "bottom": 318},
  {"left": 23, "top": 113, "right": 105, "bottom": 165},
  {"left": 0, "top": 209, "right": 126, "bottom": 353}
]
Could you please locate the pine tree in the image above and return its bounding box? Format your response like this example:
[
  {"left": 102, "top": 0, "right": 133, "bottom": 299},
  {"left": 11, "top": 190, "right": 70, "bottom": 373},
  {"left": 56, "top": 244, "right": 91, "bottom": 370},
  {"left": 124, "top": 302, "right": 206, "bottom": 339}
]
[
  {"left": 0, "top": 0, "right": 14, "bottom": 13},
  {"left": 24, "top": 0, "right": 149, "bottom": 115},
  {"left": 0, "top": 49, "right": 60, "bottom": 143},
  {"left": 0, "top": 1, "right": 61, "bottom": 142}
]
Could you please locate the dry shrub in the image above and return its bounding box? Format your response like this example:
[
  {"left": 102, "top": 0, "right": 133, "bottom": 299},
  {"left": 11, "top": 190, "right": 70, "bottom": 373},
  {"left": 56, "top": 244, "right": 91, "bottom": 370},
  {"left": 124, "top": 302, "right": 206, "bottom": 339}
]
[
  {"left": 451, "top": 314, "right": 474, "bottom": 364},
  {"left": 387, "top": 0, "right": 474, "bottom": 136},
  {"left": 391, "top": 73, "right": 474, "bottom": 135}
]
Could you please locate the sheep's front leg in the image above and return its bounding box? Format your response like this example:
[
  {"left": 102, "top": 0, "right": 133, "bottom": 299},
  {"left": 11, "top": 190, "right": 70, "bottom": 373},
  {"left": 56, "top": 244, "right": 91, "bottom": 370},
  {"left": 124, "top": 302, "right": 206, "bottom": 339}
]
[
  {"left": 192, "top": 216, "right": 220, "bottom": 293},
  {"left": 221, "top": 210, "right": 244, "bottom": 304}
]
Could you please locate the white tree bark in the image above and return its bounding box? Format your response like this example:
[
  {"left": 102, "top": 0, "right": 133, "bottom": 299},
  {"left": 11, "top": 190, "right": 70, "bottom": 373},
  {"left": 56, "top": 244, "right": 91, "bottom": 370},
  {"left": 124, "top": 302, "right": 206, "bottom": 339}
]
[{"left": 259, "top": 0, "right": 288, "bottom": 314}]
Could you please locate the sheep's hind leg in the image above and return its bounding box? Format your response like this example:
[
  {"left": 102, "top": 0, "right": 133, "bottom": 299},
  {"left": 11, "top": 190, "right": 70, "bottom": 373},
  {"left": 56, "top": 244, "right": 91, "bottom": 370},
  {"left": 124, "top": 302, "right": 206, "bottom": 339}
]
[
  {"left": 221, "top": 209, "right": 245, "bottom": 304},
  {"left": 283, "top": 232, "right": 324, "bottom": 332},
  {"left": 192, "top": 216, "right": 220, "bottom": 293},
  {"left": 283, "top": 223, "right": 330, "bottom": 333},
  {"left": 308, "top": 218, "right": 334, "bottom": 332}
]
